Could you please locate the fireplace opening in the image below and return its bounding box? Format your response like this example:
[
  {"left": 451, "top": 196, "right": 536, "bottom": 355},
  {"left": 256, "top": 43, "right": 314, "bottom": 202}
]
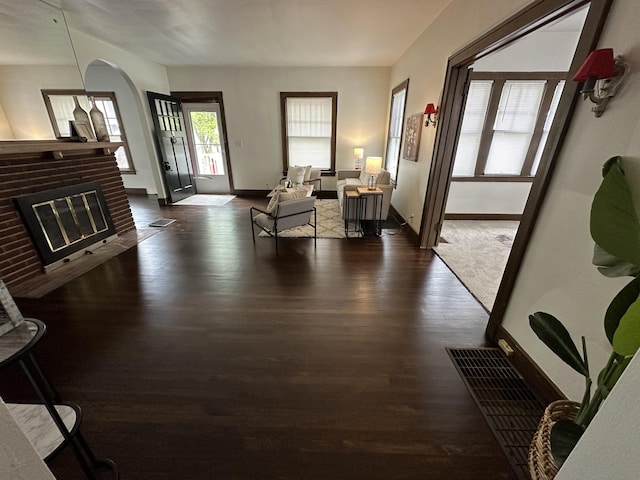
[{"left": 14, "top": 182, "right": 117, "bottom": 268}]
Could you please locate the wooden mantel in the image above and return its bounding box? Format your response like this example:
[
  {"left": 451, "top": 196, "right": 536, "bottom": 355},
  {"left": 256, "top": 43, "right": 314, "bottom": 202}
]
[{"left": 0, "top": 140, "right": 124, "bottom": 159}]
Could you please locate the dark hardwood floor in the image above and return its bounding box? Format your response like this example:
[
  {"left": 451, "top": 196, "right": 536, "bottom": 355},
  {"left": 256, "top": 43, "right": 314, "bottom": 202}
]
[{"left": 2, "top": 194, "right": 516, "bottom": 480}]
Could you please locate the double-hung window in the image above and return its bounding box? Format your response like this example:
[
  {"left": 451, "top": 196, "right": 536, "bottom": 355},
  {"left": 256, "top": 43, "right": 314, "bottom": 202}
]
[
  {"left": 384, "top": 79, "right": 409, "bottom": 183},
  {"left": 280, "top": 92, "right": 337, "bottom": 174},
  {"left": 42, "top": 90, "right": 135, "bottom": 173},
  {"left": 452, "top": 73, "right": 565, "bottom": 179}
]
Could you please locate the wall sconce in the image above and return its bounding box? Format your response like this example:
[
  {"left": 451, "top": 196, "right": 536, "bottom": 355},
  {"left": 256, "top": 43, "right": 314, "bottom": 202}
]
[
  {"left": 424, "top": 103, "right": 438, "bottom": 127},
  {"left": 353, "top": 147, "right": 364, "bottom": 170},
  {"left": 573, "top": 48, "right": 629, "bottom": 117}
]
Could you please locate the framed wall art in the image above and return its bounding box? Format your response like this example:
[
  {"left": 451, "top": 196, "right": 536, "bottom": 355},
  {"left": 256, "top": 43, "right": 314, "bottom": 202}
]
[{"left": 402, "top": 113, "right": 422, "bottom": 162}]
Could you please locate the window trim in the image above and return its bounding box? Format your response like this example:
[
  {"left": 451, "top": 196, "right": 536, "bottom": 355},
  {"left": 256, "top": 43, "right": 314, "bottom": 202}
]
[
  {"left": 383, "top": 79, "right": 409, "bottom": 184},
  {"left": 280, "top": 92, "right": 338, "bottom": 175},
  {"left": 451, "top": 71, "right": 566, "bottom": 180},
  {"left": 41, "top": 89, "right": 136, "bottom": 174}
]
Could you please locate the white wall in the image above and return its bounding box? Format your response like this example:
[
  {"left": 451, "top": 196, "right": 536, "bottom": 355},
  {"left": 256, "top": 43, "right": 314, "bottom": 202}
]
[
  {"left": 501, "top": 0, "right": 640, "bottom": 400},
  {"left": 389, "top": 0, "right": 533, "bottom": 231},
  {"left": 556, "top": 350, "right": 640, "bottom": 479},
  {"left": 85, "top": 64, "right": 158, "bottom": 194},
  {"left": 0, "top": 65, "right": 83, "bottom": 140},
  {"left": 167, "top": 67, "right": 390, "bottom": 191},
  {"left": 72, "top": 29, "right": 171, "bottom": 198},
  {"left": 446, "top": 182, "right": 531, "bottom": 215}
]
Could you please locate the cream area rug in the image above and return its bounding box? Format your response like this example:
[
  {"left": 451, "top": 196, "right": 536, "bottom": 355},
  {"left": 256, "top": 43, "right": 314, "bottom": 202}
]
[
  {"left": 259, "top": 199, "right": 349, "bottom": 239},
  {"left": 434, "top": 220, "right": 519, "bottom": 311},
  {"left": 173, "top": 194, "right": 236, "bottom": 206}
]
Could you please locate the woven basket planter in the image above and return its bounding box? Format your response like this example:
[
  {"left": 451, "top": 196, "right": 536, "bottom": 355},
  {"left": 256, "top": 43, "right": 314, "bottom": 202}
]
[{"left": 529, "top": 400, "right": 580, "bottom": 480}]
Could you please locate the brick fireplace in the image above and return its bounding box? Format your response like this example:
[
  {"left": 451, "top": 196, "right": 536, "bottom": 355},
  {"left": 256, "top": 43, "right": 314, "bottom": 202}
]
[{"left": 0, "top": 141, "right": 135, "bottom": 290}]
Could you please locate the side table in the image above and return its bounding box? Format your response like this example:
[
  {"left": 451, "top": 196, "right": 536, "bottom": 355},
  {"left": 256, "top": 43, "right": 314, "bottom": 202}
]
[
  {"left": 344, "top": 190, "right": 363, "bottom": 238},
  {"left": 0, "top": 318, "right": 118, "bottom": 479},
  {"left": 356, "top": 187, "right": 384, "bottom": 236}
]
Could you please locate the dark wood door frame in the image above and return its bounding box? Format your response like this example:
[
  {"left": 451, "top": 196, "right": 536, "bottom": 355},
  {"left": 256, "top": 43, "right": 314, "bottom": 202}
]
[
  {"left": 417, "top": 0, "right": 614, "bottom": 342},
  {"left": 171, "top": 91, "right": 235, "bottom": 194}
]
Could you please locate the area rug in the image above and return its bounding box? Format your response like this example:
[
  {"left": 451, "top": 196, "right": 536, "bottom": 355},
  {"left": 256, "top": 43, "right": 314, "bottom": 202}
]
[
  {"left": 258, "top": 199, "right": 350, "bottom": 239},
  {"left": 434, "top": 220, "right": 519, "bottom": 311},
  {"left": 173, "top": 194, "right": 236, "bottom": 206}
]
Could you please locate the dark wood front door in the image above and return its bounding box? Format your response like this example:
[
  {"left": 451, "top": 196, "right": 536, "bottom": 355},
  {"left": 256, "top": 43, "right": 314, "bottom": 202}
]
[{"left": 147, "top": 92, "right": 195, "bottom": 203}]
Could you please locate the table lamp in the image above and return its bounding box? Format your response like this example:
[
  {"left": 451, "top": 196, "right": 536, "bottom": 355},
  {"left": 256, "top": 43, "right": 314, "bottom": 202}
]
[
  {"left": 353, "top": 147, "right": 364, "bottom": 169},
  {"left": 364, "top": 156, "right": 382, "bottom": 190}
]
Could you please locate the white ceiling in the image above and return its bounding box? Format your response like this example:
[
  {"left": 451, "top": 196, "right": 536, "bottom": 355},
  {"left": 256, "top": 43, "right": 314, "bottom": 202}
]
[{"left": 2, "top": 0, "right": 454, "bottom": 67}]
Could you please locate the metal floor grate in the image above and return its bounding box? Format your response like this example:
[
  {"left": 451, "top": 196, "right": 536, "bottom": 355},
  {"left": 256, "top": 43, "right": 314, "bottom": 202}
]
[{"left": 447, "top": 347, "right": 546, "bottom": 480}]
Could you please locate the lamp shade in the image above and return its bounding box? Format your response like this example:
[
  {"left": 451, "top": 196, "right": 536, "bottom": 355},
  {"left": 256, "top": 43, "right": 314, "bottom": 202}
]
[
  {"left": 353, "top": 147, "right": 364, "bottom": 160},
  {"left": 424, "top": 103, "right": 437, "bottom": 115},
  {"left": 573, "top": 48, "right": 616, "bottom": 81},
  {"left": 364, "top": 156, "right": 382, "bottom": 175}
]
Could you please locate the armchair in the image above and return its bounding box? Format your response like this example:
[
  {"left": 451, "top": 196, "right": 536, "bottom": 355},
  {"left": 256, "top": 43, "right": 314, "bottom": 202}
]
[{"left": 250, "top": 196, "right": 317, "bottom": 254}]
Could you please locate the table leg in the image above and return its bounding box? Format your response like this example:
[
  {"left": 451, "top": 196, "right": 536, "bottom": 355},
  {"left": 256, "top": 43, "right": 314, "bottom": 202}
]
[{"left": 20, "top": 352, "right": 119, "bottom": 479}]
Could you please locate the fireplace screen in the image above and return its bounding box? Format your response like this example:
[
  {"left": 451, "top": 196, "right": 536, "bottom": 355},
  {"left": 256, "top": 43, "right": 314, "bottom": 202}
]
[{"left": 14, "top": 182, "right": 116, "bottom": 266}]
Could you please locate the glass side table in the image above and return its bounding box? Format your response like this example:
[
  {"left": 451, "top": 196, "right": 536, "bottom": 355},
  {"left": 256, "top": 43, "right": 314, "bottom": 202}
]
[{"left": 0, "top": 319, "right": 118, "bottom": 480}]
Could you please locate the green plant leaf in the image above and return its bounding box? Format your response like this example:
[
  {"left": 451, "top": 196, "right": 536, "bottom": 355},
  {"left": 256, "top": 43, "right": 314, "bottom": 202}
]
[
  {"left": 593, "top": 244, "right": 640, "bottom": 278},
  {"left": 551, "top": 420, "right": 584, "bottom": 467},
  {"left": 612, "top": 293, "right": 640, "bottom": 356},
  {"left": 605, "top": 277, "right": 640, "bottom": 343},
  {"left": 529, "top": 312, "right": 589, "bottom": 377},
  {"left": 590, "top": 157, "right": 640, "bottom": 266}
]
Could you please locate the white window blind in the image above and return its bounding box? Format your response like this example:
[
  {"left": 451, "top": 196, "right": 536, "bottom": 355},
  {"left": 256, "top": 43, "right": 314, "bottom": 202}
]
[
  {"left": 286, "top": 97, "right": 332, "bottom": 170},
  {"left": 452, "top": 80, "right": 493, "bottom": 176},
  {"left": 385, "top": 87, "right": 407, "bottom": 181},
  {"left": 484, "top": 80, "right": 545, "bottom": 175},
  {"left": 531, "top": 80, "right": 565, "bottom": 175}
]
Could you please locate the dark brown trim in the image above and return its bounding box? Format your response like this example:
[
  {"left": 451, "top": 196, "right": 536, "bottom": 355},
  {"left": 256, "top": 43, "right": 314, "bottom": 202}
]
[
  {"left": 42, "top": 89, "right": 136, "bottom": 173},
  {"left": 420, "top": 64, "right": 472, "bottom": 248},
  {"left": 474, "top": 78, "right": 504, "bottom": 176},
  {"left": 451, "top": 175, "right": 534, "bottom": 182},
  {"left": 444, "top": 213, "right": 522, "bottom": 221},
  {"left": 471, "top": 71, "right": 567, "bottom": 81},
  {"left": 520, "top": 80, "right": 558, "bottom": 175},
  {"left": 171, "top": 91, "right": 235, "bottom": 193},
  {"left": 280, "top": 92, "right": 338, "bottom": 175},
  {"left": 487, "top": 0, "right": 614, "bottom": 339},
  {"left": 384, "top": 79, "right": 410, "bottom": 183},
  {"left": 496, "top": 326, "right": 565, "bottom": 404}
]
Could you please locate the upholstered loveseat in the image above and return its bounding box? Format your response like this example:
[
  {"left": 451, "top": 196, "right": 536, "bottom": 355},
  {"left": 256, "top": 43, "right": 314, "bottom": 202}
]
[{"left": 336, "top": 169, "right": 393, "bottom": 220}]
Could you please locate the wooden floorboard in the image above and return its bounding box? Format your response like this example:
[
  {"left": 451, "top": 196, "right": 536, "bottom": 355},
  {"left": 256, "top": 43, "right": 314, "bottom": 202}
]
[{"left": 1, "top": 194, "right": 516, "bottom": 480}]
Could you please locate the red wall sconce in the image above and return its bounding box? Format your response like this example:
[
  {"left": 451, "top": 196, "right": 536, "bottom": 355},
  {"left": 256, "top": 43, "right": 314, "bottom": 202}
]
[
  {"left": 424, "top": 103, "right": 438, "bottom": 127},
  {"left": 573, "top": 48, "right": 629, "bottom": 117}
]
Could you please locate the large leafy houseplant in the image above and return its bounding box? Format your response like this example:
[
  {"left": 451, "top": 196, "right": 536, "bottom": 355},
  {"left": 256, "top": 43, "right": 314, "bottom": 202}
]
[{"left": 530, "top": 156, "right": 640, "bottom": 467}]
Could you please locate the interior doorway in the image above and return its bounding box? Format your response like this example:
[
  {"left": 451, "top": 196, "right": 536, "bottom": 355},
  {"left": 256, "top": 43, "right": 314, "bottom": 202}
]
[
  {"left": 418, "top": 0, "right": 613, "bottom": 339},
  {"left": 433, "top": 6, "right": 587, "bottom": 311},
  {"left": 182, "top": 102, "right": 231, "bottom": 194}
]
